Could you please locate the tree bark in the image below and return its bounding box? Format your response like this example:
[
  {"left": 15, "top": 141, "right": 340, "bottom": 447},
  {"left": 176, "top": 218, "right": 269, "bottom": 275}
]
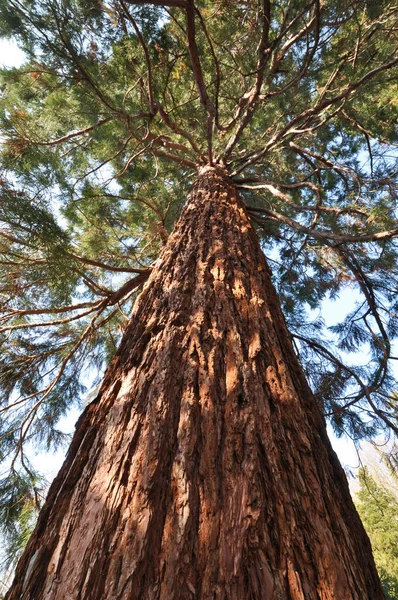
[{"left": 6, "top": 166, "right": 384, "bottom": 599}]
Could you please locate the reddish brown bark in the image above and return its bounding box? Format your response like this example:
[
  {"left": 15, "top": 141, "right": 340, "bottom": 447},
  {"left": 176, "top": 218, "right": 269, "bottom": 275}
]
[{"left": 7, "top": 166, "right": 383, "bottom": 599}]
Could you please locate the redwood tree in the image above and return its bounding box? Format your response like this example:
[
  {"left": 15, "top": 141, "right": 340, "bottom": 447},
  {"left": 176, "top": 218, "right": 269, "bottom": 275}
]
[{"left": 0, "top": 0, "right": 398, "bottom": 597}]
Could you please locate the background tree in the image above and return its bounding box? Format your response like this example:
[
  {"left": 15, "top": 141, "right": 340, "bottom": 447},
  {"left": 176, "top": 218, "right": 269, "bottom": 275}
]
[
  {"left": 0, "top": 0, "right": 397, "bottom": 596},
  {"left": 356, "top": 466, "right": 398, "bottom": 599}
]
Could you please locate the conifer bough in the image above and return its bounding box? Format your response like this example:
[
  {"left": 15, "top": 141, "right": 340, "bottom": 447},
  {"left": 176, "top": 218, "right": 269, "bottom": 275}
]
[{"left": 0, "top": 0, "right": 397, "bottom": 597}]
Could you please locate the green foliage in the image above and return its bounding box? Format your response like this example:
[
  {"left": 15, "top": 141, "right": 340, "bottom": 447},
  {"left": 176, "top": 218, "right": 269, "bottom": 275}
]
[
  {"left": 0, "top": 468, "right": 43, "bottom": 581},
  {"left": 356, "top": 467, "right": 398, "bottom": 599}
]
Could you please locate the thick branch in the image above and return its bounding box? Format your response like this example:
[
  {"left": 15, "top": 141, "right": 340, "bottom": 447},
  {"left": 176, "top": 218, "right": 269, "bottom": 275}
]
[
  {"left": 233, "top": 55, "right": 398, "bottom": 173},
  {"left": 246, "top": 204, "right": 398, "bottom": 244},
  {"left": 185, "top": 0, "right": 215, "bottom": 119}
]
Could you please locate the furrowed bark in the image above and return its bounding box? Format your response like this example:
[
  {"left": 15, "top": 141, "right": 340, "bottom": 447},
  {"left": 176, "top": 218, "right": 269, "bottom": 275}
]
[{"left": 6, "top": 166, "right": 383, "bottom": 599}]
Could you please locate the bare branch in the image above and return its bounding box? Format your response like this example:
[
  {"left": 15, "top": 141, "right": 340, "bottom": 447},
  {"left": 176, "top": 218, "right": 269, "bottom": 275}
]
[
  {"left": 68, "top": 253, "right": 150, "bottom": 274},
  {"left": 194, "top": 6, "right": 222, "bottom": 130},
  {"left": 119, "top": 1, "right": 157, "bottom": 115},
  {"left": 125, "top": 0, "right": 187, "bottom": 6},
  {"left": 294, "top": 333, "right": 397, "bottom": 435},
  {"left": 184, "top": 0, "right": 215, "bottom": 162},
  {"left": 233, "top": 54, "right": 398, "bottom": 173},
  {"left": 246, "top": 202, "right": 398, "bottom": 245},
  {"left": 19, "top": 119, "right": 111, "bottom": 148},
  {"left": 0, "top": 301, "right": 99, "bottom": 320},
  {"left": 0, "top": 302, "right": 103, "bottom": 334},
  {"left": 241, "top": 180, "right": 366, "bottom": 217},
  {"left": 185, "top": 1, "right": 215, "bottom": 118},
  {"left": 155, "top": 102, "right": 202, "bottom": 155}
]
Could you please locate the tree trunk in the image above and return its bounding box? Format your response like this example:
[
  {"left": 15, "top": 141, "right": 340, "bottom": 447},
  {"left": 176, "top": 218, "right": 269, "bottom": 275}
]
[{"left": 6, "top": 166, "right": 383, "bottom": 599}]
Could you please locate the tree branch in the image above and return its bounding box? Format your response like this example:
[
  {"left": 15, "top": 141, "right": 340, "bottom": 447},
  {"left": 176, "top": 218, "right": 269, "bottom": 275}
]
[
  {"left": 246, "top": 203, "right": 398, "bottom": 245},
  {"left": 68, "top": 253, "right": 150, "bottom": 274},
  {"left": 125, "top": 0, "right": 187, "bottom": 6}
]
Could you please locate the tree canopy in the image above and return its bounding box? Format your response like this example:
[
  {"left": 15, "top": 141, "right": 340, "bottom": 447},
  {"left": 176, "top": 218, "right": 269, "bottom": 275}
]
[{"left": 0, "top": 0, "right": 398, "bottom": 569}]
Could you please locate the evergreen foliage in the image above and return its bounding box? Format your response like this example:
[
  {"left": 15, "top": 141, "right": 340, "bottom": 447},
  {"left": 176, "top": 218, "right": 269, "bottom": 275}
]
[
  {"left": 0, "top": 0, "right": 397, "bottom": 567},
  {"left": 356, "top": 467, "right": 398, "bottom": 599}
]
